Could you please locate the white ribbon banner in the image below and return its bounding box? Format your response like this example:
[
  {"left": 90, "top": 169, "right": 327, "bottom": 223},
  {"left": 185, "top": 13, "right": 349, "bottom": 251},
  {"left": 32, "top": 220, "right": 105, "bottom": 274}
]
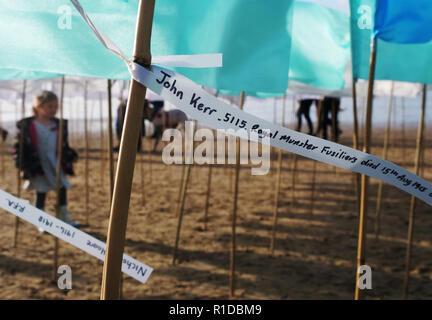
[
  {"left": 70, "top": 0, "right": 432, "bottom": 207},
  {"left": 129, "top": 63, "right": 432, "bottom": 206},
  {"left": 0, "top": 189, "right": 153, "bottom": 284}
]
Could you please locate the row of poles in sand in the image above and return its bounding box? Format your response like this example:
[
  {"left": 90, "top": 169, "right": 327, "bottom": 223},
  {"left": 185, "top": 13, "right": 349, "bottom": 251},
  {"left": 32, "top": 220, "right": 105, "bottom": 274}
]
[
  {"left": 2, "top": 66, "right": 428, "bottom": 300},
  {"left": 1, "top": 0, "right": 429, "bottom": 299},
  {"left": 2, "top": 71, "right": 427, "bottom": 299}
]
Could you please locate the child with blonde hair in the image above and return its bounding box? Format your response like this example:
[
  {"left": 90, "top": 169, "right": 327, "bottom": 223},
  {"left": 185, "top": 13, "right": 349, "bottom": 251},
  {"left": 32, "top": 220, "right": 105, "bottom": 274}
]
[{"left": 14, "top": 90, "right": 80, "bottom": 228}]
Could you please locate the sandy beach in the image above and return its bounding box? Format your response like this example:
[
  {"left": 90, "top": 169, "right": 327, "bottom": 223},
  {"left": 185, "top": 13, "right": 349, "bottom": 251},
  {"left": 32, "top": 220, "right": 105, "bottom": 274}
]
[{"left": 0, "top": 124, "right": 431, "bottom": 300}]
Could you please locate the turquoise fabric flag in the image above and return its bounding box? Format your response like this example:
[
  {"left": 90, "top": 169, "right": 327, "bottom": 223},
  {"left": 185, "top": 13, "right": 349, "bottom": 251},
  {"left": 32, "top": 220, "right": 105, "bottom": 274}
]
[
  {"left": 0, "top": 69, "right": 60, "bottom": 81},
  {"left": 351, "top": 0, "right": 432, "bottom": 84},
  {"left": 0, "top": 0, "right": 294, "bottom": 96},
  {"left": 214, "top": 0, "right": 351, "bottom": 97},
  {"left": 288, "top": 1, "right": 350, "bottom": 90},
  {"left": 374, "top": 0, "right": 432, "bottom": 44}
]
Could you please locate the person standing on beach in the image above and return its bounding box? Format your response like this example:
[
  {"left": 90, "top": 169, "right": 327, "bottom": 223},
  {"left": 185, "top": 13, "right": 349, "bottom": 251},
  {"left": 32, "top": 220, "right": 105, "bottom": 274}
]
[
  {"left": 13, "top": 91, "right": 80, "bottom": 228},
  {"left": 296, "top": 96, "right": 320, "bottom": 135},
  {"left": 0, "top": 127, "right": 8, "bottom": 141}
]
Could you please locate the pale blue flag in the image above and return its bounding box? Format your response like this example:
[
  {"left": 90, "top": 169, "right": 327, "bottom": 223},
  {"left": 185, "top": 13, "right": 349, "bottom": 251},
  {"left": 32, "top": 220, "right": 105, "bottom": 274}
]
[
  {"left": 0, "top": 0, "right": 294, "bottom": 96},
  {"left": 289, "top": 1, "right": 350, "bottom": 90}
]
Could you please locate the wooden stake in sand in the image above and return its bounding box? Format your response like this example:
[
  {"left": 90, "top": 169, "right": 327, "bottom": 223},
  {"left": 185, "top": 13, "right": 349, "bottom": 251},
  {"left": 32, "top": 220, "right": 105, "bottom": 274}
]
[
  {"left": 107, "top": 79, "right": 114, "bottom": 202},
  {"left": 269, "top": 93, "right": 286, "bottom": 255},
  {"left": 351, "top": 78, "right": 361, "bottom": 218},
  {"left": 83, "top": 81, "right": 90, "bottom": 225},
  {"left": 14, "top": 79, "right": 26, "bottom": 248},
  {"left": 101, "top": 0, "right": 155, "bottom": 300},
  {"left": 203, "top": 160, "right": 213, "bottom": 231},
  {"left": 355, "top": 38, "right": 377, "bottom": 300},
  {"left": 403, "top": 84, "right": 427, "bottom": 300},
  {"left": 401, "top": 97, "right": 407, "bottom": 168},
  {"left": 374, "top": 82, "right": 394, "bottom": 239},
  {"left": 140, "top": 136, "right": 146, "bottom": 206},
  {"left": 53, "top": 76, "right": 66, "bottom": 280},
  {"left": 290, "top": 153, "right": 298, "bottom": 211},
  {"left": 99, "top": 92, "right": 105, "bottom": 188},
  {"left": 172, "top": 120, "right": 196, "bottom": 265},
  {"left": 229, "top": 91, "right": 245, "bottom": 299}
]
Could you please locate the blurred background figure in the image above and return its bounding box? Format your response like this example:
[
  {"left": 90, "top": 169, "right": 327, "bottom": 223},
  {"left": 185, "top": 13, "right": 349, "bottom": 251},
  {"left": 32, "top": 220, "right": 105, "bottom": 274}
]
[
  {"left": 296, "top": 96, "right": 320, "bottom": 135},
  {"left": 1, "top": 127, "right": 8, "bottom": 141},
  {"left": 115, "top": 99, "right": 147, "bottom": 152},
  {"left": 316, "top": 96, "right": 342, "bottom": 142}
]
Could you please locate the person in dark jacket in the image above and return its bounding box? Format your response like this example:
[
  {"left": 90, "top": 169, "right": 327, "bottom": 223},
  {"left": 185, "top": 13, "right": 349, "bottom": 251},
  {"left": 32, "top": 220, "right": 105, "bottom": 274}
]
[
  {"left": 115, "top": 99, "right": 148, "bottom": 152},
  {"left": 1, "top": 127, "right": 8, "bottom": 141},
  {"left": 14, "top": 90, "right": 79, "bottom": 228}
]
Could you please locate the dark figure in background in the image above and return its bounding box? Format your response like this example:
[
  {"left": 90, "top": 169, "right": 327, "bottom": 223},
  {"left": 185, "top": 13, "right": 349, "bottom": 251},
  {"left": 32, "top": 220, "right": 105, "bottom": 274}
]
[
  {"left": 115, "top": 99, "right": 147, "bottom": 152},
  {"left": 148, "top": 100, "right": 164, "bottom": 122},
  {"left": 1, "top": 127, "right": 8, "bottom": 141},
  {"left": 296, "top": 99, "right": 319, "bottom": 135},
  {"left": 316, "top": 96, "right": 342, "bottom": 142}
]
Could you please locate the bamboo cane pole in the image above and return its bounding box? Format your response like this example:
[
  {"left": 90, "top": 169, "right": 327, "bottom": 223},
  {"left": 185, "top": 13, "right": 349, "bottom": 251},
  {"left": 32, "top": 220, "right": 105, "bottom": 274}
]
[
  {"left": 401, "top": 98, "right": 407, "bottom": 168},
  {"left": 84, "top": 81, "right": 90, "bottom": 225},
  {"left": 99, "top": 92, "right": 105, "bottom": 188},
  {"left": 290, "top": 154, "right": 298, "bottom": 211},
  {"left": 355, "top": 38, "right": 377, "bottom": 300},
  {"left": 309, "top": 100, "right": 321, "bottom": 216},
  {"left": 100, "top": 0, "right": 155, "bottom": 300},
  {"left": 375, "top": 82, "right": 394, "bottom": 240},
  {"left": 310, "top": 158, "right": 317, "bottom": 215},
  {"left": 140, "top": 137, "right": 146, "bottom": 206},
  {"left": 390, "top": 96, "right": 397, "bottom": 150},
  {"left": 403, "top": 84, "right": 427, "bottom": 300},
  {"left": 229, "top": 91, "right": 245, "bottom": 298},
  {"left": 53, "top": 76, "right": 66, "bottom": 280},
  {"left": 14, "top": 79, "right": 26, "bottom": 248},
  {"left": 107, "top": 80, "right": 114, "bottom": 203},
  {"left": 203, "top": 164, "right": 213, "bottom": 231},
  {"left": 331, "top": 99, "right": 339, "bottom": 176},
  {"left": 172, "top": 120, "right": 196, "bottom": 265},
  {"left": 269, "top": 93, "right": 286, "bottom": 255},
  {"left": 352, "top": 79, "right": 361, "bottom": 218}
]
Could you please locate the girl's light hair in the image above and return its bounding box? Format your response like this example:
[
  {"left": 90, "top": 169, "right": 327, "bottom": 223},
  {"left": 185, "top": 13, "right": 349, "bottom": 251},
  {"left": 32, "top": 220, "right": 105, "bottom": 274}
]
[{"left": 33, "top": 90, "right": 58, "bottom": 116}]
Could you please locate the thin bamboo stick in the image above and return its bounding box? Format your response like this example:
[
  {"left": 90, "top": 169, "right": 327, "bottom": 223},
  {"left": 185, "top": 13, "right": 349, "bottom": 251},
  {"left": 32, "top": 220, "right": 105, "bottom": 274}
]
[
  {"left": 403, "top": 84, "right": 427, "bottom": 300},
  {"left": 172, "top": 120, "right": 196, "bottom": 265},
  {"left": 107, "top": 80, "right": 114, "bottom": 203},
  {"left": 229, "top": 91, "right": 245, "bottom": 298},
  {"left": 375, "top": 82, "right": 394, "bottom": 239},
  {"left": 355, "top": 38, "right": 377, "bottom": 300},
  {"left": 84, "top": 81, "right": 90, "bottom": 225},
  {"left": 203, "top": 164, "right": 213, "bottom": 231},
  {"left": 14, "top": 79, "right": 26, "bottom": 248},
  {"left": 99, "top": 93, "right": 105, "bottom": 188},
  {"left": 290, "top": 154, "right": 298, "bottom": 211},
  {"left": 269, "top": 93, "right": 286, "bottom": 255},
  {"left": 352, "top": 79, "right": 361, "bottom": 218},
  {"left": 401, "top": 98, "right": 407, "bottom": 167},
  {"left": 53, "top": 76, "right": 65, "bottom": 281},
  {"left": 100, "top": 0, "right": 155, "bottom": 300}
]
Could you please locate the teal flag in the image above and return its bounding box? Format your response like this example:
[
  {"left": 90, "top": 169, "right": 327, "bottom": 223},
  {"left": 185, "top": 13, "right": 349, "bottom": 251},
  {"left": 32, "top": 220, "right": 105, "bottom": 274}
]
[
  {"left": 0, "top": 0, "right": 294, "bottom": 96},
  {"left": 0, "top": 69, "right": 60, "bottom": 81},
  {"left": 351, "top": 0, "right": 432, "bottom": 84},
  {"left": 289, "top": 1, "right": 350, "bottom": 90}
]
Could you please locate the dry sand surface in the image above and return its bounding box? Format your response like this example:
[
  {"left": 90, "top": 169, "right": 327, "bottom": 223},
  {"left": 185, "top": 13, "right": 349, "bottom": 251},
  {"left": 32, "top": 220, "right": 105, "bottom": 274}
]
[{"left": 0, "top": 124, "right": 431, "bottom": 300}]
